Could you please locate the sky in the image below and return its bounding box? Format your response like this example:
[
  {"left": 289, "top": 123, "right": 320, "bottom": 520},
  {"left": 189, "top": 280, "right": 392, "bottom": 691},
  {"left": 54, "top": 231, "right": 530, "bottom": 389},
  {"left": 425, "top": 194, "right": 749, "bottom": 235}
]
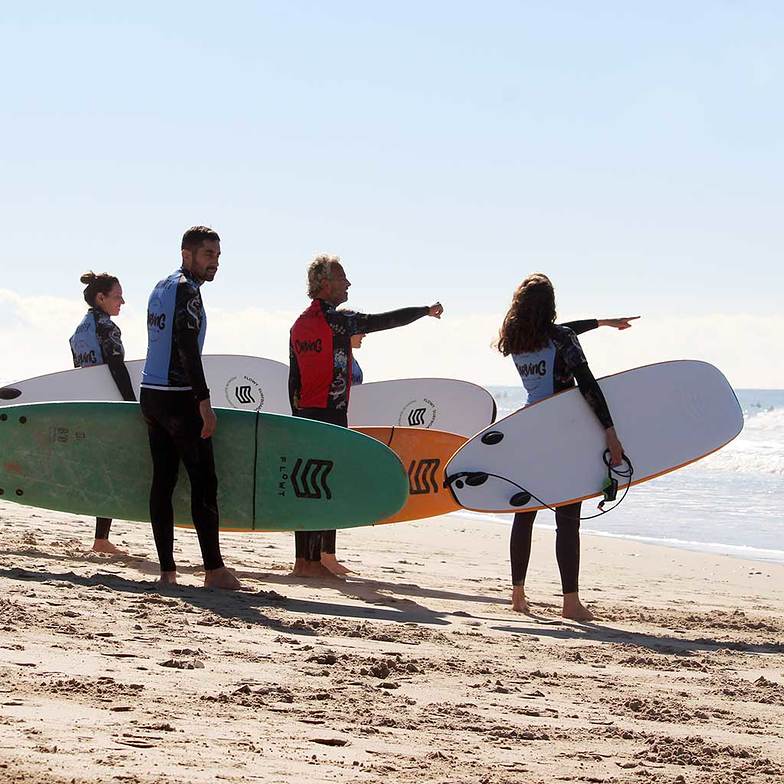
[{"left": 1, "top": 2, "right": 782, "bottom": 388}]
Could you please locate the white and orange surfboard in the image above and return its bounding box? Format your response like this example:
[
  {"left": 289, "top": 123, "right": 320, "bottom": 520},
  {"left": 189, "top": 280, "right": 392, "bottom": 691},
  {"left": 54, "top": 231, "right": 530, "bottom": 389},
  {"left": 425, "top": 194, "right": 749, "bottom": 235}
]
[{"left": 445, "top": 361, "right": 743, "bottom": 513}]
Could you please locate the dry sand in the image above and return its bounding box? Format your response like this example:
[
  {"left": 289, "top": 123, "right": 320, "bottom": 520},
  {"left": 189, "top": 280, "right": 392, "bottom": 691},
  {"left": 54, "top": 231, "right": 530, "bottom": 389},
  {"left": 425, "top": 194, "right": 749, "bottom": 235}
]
[{"left": 1, "top": 500, "right": 783, "bottom": 784}]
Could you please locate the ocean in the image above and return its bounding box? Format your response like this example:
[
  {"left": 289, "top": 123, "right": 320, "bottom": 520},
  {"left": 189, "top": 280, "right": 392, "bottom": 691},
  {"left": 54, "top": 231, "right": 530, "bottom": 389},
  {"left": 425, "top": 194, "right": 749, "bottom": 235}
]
[{"left": 455, "top": 387, "right": 784, "bottom": 564}]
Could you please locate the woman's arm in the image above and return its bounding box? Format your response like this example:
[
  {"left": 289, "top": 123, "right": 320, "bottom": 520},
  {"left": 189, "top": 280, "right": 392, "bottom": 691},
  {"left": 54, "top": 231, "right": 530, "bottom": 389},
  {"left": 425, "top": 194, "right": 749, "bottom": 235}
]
[{"left": 105, "top": 357, "right": 136, "bottom": 402}]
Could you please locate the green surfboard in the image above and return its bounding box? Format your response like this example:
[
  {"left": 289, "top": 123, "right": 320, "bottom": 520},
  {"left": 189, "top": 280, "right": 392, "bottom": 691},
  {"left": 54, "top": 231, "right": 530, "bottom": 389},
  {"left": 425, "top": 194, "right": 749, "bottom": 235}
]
[{"left": 0, "top": 402, "right": 407, "bottom": 531}]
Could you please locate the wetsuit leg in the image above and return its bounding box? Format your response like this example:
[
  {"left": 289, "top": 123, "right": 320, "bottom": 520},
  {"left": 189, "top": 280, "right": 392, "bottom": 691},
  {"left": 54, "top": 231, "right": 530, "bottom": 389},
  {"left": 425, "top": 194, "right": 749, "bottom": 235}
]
[
  {"left": 321, "top": 529, "right": 336, "bottom": 555},
  {"left": 144, "top": 407, "right": 180, "bottom": 573},
  {"left": 292, "top": 408, "right": 347, "bottom": 564},
  {"left": 295, "top": 531, "right": 308, "bottom": 559},
  {"left": 554, "top": 501, "right": 581, "bottom": 594},
  {"left": 510, "top": 510, "right": 536, "bottom": 586},
  {"left": 95, "top": 518, "right": 112, "bottom": 540},
  {"left": 141, "top": 389, "right": 224, "bottom": 572},
  {"left": 179, "top": 427, "right": 224, "bottom": 571}
]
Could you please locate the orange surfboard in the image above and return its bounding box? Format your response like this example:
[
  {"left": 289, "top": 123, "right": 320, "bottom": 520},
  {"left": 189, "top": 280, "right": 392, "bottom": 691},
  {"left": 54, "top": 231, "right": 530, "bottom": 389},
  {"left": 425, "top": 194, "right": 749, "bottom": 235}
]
[{"left": 355, "top": 427, "right": 467, "bottom": 524}]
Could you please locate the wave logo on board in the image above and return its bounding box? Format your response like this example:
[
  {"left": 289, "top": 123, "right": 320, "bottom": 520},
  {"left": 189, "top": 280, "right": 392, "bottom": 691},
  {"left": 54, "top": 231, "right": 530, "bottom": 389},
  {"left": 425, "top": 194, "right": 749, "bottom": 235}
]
[
  {"left": 291, "top": 458, "right": 334, "bottom": 500},
  {"left": 225, "top": 375, "right": 265, "bottom": 411},
  {"left": 398, "top": 398, "right": 437, "bottom": 429},
  {"left": 408, "top": 458, "right": 440, "bottom": 495}
]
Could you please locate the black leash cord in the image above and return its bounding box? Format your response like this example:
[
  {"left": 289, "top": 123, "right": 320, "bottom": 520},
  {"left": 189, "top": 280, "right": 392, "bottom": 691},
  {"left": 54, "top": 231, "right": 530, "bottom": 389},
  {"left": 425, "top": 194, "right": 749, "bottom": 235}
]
[{"left": 447, "top": 451, "right": 634, "bottom": 521}]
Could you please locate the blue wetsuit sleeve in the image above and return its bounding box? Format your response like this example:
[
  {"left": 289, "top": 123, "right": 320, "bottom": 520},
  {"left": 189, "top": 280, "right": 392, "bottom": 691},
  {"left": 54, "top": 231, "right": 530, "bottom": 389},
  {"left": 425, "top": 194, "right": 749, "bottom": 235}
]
[
  {"left": 560, "top": 319, "right": 598, "bottom": 335},
  {"left": 174, "top": 284, "right": 210, "bottom": 401}
]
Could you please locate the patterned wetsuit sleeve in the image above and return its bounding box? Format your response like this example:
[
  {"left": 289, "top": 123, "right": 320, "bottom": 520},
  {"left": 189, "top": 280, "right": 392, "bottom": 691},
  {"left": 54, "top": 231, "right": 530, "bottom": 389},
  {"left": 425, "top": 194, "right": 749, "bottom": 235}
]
[
  {"left": 288, "top": 337, "right": 301, "bottom": 412},
  {"left": 336, "top": 306, "right": 430, "bottom": 335},
  {"left": 560, "top": 319, "right": 598, "bottom": 336},
  {"left": 106, "top": 358, "right": 135, "bottom": 401},
  {"left": 96, "top": 318, "right": 135, "bottom": 402},
  {"left": 560, "top": 331, "right": 614, "bottom": 429},
  {"left": 174, "top": 283, "right": 210, "bottom": 401}
]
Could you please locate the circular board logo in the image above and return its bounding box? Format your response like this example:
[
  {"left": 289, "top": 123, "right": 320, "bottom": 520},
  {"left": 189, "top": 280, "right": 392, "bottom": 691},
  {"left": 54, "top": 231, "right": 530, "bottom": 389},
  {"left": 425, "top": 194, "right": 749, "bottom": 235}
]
[
  {"left": 225, "top": 375, "right": 265, "bottom": 411},
  {"left": 398, "top": 398, "right": 437, "bottom": 428}
]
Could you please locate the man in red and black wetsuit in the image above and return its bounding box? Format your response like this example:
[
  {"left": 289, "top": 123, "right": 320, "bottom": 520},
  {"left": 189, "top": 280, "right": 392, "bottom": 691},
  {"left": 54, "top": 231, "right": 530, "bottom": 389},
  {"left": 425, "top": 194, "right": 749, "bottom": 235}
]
[{"left": 289, "top": 254, "right": 444, "bottom": 577}]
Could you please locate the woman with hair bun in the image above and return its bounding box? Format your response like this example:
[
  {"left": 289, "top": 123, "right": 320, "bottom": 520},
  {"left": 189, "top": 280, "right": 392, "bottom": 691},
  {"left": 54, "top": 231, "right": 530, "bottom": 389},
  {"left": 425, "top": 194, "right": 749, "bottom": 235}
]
[
  {"left": 70, "top": 271, "right": 136, "bottom": 554},
  {"left": 497, "top": 273, "right": 638, "bottom": 620}
]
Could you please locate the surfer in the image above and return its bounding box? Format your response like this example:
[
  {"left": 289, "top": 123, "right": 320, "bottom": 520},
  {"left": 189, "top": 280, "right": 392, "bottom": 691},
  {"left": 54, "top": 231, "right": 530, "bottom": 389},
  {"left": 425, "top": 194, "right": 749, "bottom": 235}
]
[
  {"left": 496, "top": 273, "right": 637, "bottom": 620},
  {"left": 350, "top": 331, "right": 366, "bottom": 385},
  {"left": 314, "top": 325, "right": 366, "bottom": 574},
  {"left": 70, "top": 271, "right": 135, "bottom": 555},
  {"left": 288, "top": 254, "right": 443, "bottom": 578},
  {"left": 139, "top": 226, "right": 241, "bottom": 590}
]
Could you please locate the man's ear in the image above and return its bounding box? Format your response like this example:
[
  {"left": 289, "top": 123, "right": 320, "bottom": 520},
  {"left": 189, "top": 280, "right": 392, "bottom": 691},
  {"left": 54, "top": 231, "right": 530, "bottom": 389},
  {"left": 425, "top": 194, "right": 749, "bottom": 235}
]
[{"left": 181, "top": 248, "right": 191, "bottom": 268}]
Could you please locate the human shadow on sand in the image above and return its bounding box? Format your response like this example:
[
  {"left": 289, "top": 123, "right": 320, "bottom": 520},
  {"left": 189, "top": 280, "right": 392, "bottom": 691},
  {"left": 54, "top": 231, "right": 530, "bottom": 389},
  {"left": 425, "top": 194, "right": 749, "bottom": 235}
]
[
  {"left": 489, "top": 619, "right": 784, "bottom": 656},
  {"left": 0, "top": 566, "right": 451, "bottom": 632}
]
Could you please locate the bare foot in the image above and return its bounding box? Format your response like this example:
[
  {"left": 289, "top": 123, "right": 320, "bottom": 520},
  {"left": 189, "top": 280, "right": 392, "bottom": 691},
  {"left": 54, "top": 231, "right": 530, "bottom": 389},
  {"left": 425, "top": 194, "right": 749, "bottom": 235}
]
[
  {"left": 204, "top": 567, "right": 243, "bottom": 590},
  {"left": 320, "top": 553, "right": 354, "bottom": 575},
  {"left": 562, "top": 592, "right": 594, "bottom": 621},
  {"left": 511, "top": 585, "right": 530, "bottom": 613},
  {"left": 92, "top": 538, "right": 127, "bottom": 556},
  {"left": 290, "top": 560, "right": 344, "bottom": 580},
  {"left": 157, "top": 570, "right": 178, "bottom": 587}
]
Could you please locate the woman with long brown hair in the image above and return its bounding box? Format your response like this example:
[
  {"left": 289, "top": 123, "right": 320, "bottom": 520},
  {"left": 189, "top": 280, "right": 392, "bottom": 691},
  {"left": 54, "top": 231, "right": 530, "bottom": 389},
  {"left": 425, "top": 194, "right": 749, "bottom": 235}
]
[
  {"left": 497, "top": 273, "right": 637, "bottom": 620},
  {"left": 70, "top": 271, "right": 136, "bottom": 554}
]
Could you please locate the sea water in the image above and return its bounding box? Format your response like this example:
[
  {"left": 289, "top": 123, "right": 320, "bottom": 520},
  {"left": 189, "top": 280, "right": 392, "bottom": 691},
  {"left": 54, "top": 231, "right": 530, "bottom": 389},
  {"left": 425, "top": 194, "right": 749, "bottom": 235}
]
[{"left": 455, "top": 387, "right": 784, "bottom": 564}]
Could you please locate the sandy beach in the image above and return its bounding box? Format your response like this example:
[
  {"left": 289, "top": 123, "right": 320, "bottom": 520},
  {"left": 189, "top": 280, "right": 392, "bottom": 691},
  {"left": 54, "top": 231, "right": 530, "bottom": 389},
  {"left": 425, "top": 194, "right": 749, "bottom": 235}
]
[{"left": 1, "top": 500, "right": 782, "bottom": 784}]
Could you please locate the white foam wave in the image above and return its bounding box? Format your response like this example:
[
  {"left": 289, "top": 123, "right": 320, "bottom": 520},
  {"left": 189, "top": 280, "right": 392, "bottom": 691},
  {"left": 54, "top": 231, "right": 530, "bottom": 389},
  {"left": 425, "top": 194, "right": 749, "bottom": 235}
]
[{"left": 700, "top": 407, "right": 784, "bottom": 476}]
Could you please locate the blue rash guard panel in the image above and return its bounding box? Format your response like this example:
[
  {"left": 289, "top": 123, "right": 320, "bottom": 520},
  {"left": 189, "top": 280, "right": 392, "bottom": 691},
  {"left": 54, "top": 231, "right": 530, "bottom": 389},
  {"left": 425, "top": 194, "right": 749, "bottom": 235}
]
[
  {"left": 351, "top": 357, "right": 364, "bottom": 385},
  {"left": 141, "top": 268, "right": 209, "bottom": 399},
  {"left": 512, "top": 322, "right": 613, "bottom": 429},
  {"left": 70, "top": 308, "right": 135, "bottom": 401},
  {"left": 512, "top": 343, "right": 556, "bottom": 404},
  {"left": 70, "top": 309, "right": 106, "bottom": 367}
]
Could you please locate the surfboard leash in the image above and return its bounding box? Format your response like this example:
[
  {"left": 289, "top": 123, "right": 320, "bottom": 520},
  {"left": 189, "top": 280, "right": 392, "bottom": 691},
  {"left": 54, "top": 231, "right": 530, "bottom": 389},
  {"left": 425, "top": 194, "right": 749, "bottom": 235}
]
[{"left": 445, "top": 451, "right": 635, "bottom": 521}]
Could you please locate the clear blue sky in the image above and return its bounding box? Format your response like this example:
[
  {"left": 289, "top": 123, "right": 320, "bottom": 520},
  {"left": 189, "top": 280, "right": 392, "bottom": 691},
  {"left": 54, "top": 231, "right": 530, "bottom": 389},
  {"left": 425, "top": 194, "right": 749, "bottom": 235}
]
[{"left": 2, "top": 3, "right": 782, "bottom": 384}]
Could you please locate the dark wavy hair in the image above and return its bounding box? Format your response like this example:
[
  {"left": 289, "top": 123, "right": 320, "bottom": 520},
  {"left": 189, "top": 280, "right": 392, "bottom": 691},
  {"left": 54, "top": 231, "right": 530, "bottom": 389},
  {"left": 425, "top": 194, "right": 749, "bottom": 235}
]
[
  {"left": 80, "top": 271, "right": 119, "bottom": 307},
  {"left": 181, "top": 225, "right": 220, "bottom": 254},
  {"left": 496, "top": 273, "right": 557, "bottom": 355}
]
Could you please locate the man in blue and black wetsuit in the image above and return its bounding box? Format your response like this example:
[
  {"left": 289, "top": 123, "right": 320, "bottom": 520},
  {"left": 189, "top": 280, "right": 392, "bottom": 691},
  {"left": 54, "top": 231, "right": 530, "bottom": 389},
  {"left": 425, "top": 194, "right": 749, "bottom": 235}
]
[{"left": 140, "top": 225, "right": 241, "bottom": 590}]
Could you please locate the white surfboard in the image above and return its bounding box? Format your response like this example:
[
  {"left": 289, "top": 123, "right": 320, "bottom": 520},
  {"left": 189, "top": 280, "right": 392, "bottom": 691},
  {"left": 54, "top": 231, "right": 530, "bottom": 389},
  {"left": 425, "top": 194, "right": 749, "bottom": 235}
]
[
  {"left": 0, "top": 355, "right": 291, "bottom": 413},
  {"left": 445, "top": 360, "right": 743, "bottom": 513},
  {"left": 348, "top": 378, "right": 497, "bottom": 437}
]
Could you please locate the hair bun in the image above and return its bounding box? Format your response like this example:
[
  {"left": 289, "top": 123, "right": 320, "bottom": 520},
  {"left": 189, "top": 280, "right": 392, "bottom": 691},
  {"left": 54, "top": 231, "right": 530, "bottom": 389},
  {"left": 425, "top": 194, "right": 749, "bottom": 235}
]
[{"left": 80, "top": 271, "right": 97, "bottom": 285}]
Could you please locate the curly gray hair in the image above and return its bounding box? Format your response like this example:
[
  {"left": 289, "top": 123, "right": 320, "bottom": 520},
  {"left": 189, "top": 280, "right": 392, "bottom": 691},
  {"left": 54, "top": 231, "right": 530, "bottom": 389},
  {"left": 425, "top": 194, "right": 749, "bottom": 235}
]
[{"left": 307, "top": 254, "right": 342, "bottom": 299}]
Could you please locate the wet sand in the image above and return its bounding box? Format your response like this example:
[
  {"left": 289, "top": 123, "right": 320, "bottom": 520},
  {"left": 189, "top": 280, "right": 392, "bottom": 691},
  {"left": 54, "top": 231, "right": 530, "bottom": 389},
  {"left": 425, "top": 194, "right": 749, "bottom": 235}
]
[{"left": 1, "top": 500, "right": 783, "bottom": 783}]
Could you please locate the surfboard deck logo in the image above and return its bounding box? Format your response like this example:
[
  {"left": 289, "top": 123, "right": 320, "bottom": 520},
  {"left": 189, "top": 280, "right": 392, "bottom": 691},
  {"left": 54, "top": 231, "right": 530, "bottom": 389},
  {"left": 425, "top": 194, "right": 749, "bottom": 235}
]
[
  {"left": 407, "top": 457, "right": 440, "bottom": 495},
  {"left": 224, "top": 375, "right": 265, "bottom": 411},
  {"left": 399, "top": 398, "right": 437, "bottom": 428},
  {"left": 290, "top": 458, "right": 334, "bottom": 500}
]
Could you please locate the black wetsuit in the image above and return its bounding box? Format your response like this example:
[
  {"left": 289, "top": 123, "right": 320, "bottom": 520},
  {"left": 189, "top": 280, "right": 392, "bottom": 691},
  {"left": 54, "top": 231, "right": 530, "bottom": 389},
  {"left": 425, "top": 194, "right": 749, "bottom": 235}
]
[
  {"left": 140, "top": 268, "right": 223, "bottom": 573},
  {"left": 509, "top": 320, "right": 614, "bottom": 594},
  {"left": 69, "top": 308, "right": 136, "bottom": 539}
]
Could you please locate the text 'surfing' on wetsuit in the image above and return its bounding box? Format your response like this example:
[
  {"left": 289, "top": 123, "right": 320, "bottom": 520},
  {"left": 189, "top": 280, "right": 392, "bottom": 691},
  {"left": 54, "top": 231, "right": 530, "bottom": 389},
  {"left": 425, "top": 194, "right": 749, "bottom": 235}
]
[
  {"left": 288, "top": 300, "right": 428, "bottom": 412},
  {"left": 141, "top": 268, "right": 210, "bottom": 400},
  {"left": 511, "top": 320, "right": 613, "bottom": 429},
  {"left": 70, "top": 308, "right": 126, "bottom": 368},
  {"left": 70, "top": 308, "right": 136, "bottom": 402}
]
